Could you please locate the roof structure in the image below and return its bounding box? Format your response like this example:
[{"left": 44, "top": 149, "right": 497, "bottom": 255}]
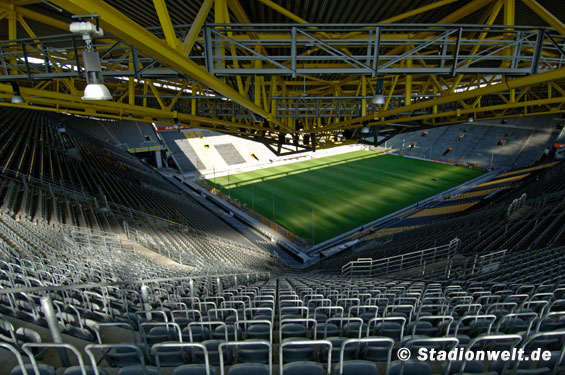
[{"left": 0, "top": 0, "right": 563, "bottom": 152}]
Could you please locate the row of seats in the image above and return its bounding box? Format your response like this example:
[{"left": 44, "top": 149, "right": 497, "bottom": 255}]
[
  {"left": 1, "top": 270, "right": 564, "bottom": 374},
  {"left": 0, "top": 109, "right": 281, "bottom": 273}
]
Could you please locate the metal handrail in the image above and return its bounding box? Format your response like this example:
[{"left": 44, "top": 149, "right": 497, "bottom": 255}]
[{"left": 341, "top": 238, "right": 460, "bottom": 276}]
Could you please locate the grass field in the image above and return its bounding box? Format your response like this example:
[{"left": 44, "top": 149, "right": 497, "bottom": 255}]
[{"left": 208, "top": 151, "right": 484, "bottom": 245}]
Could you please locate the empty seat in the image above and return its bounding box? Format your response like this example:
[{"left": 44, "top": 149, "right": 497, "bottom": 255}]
[
  {"left": 2, "top": 341, "right": 53, "bottom": 375},
  {"left": 19, "top": 342, "right": 105, "bottom": 375},
  {"left": 229, "top": 363, "right": 270, "bottom": 375},
  {"left": 388, "top": 361, "right": 431, "bottom": 375},
  {"left": 338, "top": 338, "right": 394, "bottom": 375},
  {"left": 283, "top": 361, "right": 325, "bottom": 375},
  {"left": 337, "top": 360, "right": 378, "bottom": 375},
  {"left": 85, "top": 343, "right": 158, "bottom": 375},
  {"left": 219, "top": 340, "right": 272, "bottom": 375},
  {"left": 173, "top": 364, "right": 217, "bottom": 375},
  {"left": 280, "top": 339, "right": 332, "bottom": 375}
]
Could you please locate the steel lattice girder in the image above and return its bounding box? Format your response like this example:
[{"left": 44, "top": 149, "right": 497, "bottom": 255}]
[
  {"left": 49, "top": 0, "right": 289, "bottom": 131},
  {"left": 0, "top": 0, "right": 563, "bottom": 141},
  {"left": 204, "top": 23, "right": 564, "bottom": 76}
]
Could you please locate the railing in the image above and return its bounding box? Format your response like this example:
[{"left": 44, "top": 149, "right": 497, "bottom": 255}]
[
  {"left": 341, "top": 238, "right": 460, "bottom": 276},
  {"left": 473, "top": 249, "right": 508, "bottom": 275},
  {"left": 507, "top": 193, "right": 527, "bottom": 217},
  {"left": 70, "top": 230, "right": 122, "bottom": 252},
  {"left": 446, "top": 248, "right": 508, "bottom": 279}
]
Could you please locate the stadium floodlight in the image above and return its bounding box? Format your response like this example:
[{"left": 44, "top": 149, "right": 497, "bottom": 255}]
[
  {"left": 371, "top": 78, "right": 385, "bottom": 105},
  {"left": 371, "top": 94, "right": 385, "bottom": 105},
  {"left": 82, "top": 79, "right": 112, "bottom": 101},
  {"left": 467, "top": 115, "right": 475, "bottom": 123},
  {"left": 70, "top": 20, "right": 112, "bottom": 101},
  {"left": 10, "top": 82, "right": 25, "bottom": 104}
]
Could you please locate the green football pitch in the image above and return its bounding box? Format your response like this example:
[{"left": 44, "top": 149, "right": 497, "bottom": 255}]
[{"left": 207, "top": 150, "right": 484, "bottom": 245}]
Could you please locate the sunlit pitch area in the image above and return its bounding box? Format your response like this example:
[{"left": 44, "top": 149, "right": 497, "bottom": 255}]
[{"left": 208, "top": 151, "right": 484, "bottom": 244}]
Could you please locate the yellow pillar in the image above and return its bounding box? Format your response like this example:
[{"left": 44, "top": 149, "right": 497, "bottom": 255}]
[
  {"left": 8, "top": 8, "right": 17, "bottom": 75},
  {"left": 504, "top": 0, "right": 515, "bottom": 25},
  {"left": 191, "top": 84, "right": 197, "bottom": 116},
  {"left": 128, "top": 53, "right": 135, "bottom": 106},
  {"left": 405, "top": 57, "right": 413, "bottom": 105}
]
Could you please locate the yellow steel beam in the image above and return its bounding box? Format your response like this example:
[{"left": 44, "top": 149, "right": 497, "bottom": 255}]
[
  {"left": 424, "top": 97, "right": 565, "bottom": 124},
  {"left": 183, "top": 0, "right": 213, "bottom": 55},
  {"left": 8, "top": 8, "right": 17, "bottom": 76},
  {"left": 191, "top": 83, "right": 198, "bottom": 115},
  {"left": 8, "top": 8, "right": 17, "bottom": 40},
  {"left": 256, "top": 0, "right": 308, "bottom": 24},
  {"left": 521, "top": 0, "right": 565, "bottom": 35},
  {"left": 327, "top": 67, "right": 565, "bottom": 130},
  {"left": 329, "top": 0, "right": 463, "bottom": 41},
  {"left": 360, "top": 96, "right": 565, "bottom": 129},
  {"left": 449, "top": 0, "right": 503, "bottom": 93},
  {"left": 227, "top": 0, "right": 272, "bottom": 59},
  {"left": 270, "top": 76, "right": 278, "bottom": 119},
  {"left": 166, "top": 82, "right": 188, "bottom": 111},
  {"left": 152, "top": 0, "right": 179, "bottom": 48},
  {"left": 227, "top": 0, "right": 251, "bottom": 23},
  {"left": 504, "top": 0, "right": 515, "bottom": 25},
  {"left": 382, "top": 0, "right": 495, "bottom": 58},
  {"left": 405, "top": 57, "right": 412, "bottom": 106},
  {"left": 0, "top": 3, "right": 68, "bottom": 31},
  {"left": 384, "top": 75, "right": 399, "bottom": 111},
  {"left": 380, "top": 0, "right": 461, "bottom": 23},
  {"left": 51, "top": 0, "right": 287, "bottom": 130},
  {"left": 16, "top": 14, "right": 80, "bottom": 96},
  {"left": 0, "top": 82, "right": 268, "bottom": 131},
  {"left": 219, "top": 0, "right": 245, "bottom": 95},
  {"left": 147, "top": 81, "right": 166, "bottom": 110},
  {"left": 439, "top": 0, "right": 495, "bottom": 24}
]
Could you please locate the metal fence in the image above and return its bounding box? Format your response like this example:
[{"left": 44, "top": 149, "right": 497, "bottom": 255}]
[{"left": 341, "top": 238, "right": 460, "bottom": 276}]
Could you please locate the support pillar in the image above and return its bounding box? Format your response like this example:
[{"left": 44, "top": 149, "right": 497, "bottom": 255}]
[
  {"left": 141, "top": 285, "right": 152, "bottom": 320},
  {"left": 40, "top": 295, "right": 70, "bottom": 367},
  {"left": 155, "top": 150, "right": 162, "bottom": 168}
]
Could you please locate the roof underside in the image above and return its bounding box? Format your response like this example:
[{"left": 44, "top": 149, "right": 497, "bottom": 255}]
[
  {"left": 0, "top": 0, "right": 563, "bottom": 149},
  {"left": 6, "top": 0, "right": 564, "bottom": 38}
]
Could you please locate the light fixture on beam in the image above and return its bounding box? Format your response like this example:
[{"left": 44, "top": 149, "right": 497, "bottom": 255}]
[
  {"left": 173, "top": 117, "right": 180, "bottom": 129},
  {"left": 361, "top": 121, "right": 370, "bottom": 134},
  {"left": 371, "top": 78, "right": 385, "bottom": 105},
  {"left": 467, "top": 115, "right": 475, "bottom": 123},
  {"left": 70, "top": 18, "right": 112, "bottom": 101},
  {"left": 10, "top": 82, "right": 25, "bottom": 104},
  {"left": 81, "top": 50, "right": 112, "bottom": 100}
]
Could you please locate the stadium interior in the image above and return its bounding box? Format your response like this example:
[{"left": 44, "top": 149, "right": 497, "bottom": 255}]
[{"left": 0, "top": 0, "right": 565, "bottom": 374}]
